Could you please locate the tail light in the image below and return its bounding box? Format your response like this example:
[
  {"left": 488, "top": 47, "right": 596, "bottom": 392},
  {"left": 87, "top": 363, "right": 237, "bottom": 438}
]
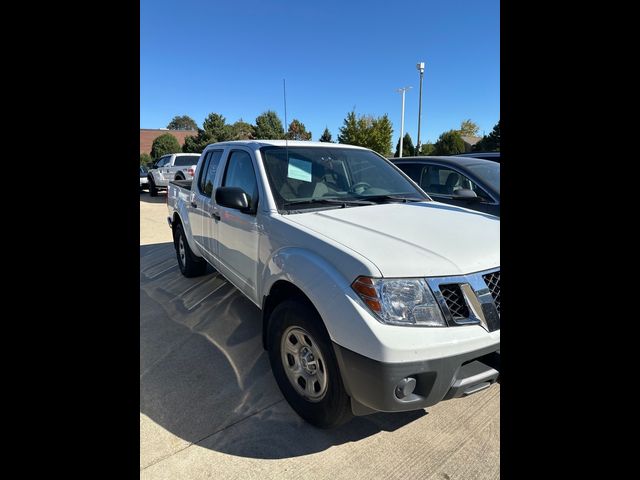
[{"left": 187, "top": 167, "right": 195, "bottom": 177}]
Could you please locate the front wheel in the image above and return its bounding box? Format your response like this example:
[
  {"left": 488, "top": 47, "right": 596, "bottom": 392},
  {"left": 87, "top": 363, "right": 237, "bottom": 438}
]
[
  {"left": 268, "top": 300, "right": 352, "bottom": 428},
  {"left": 149, "top": 177, "right": 158, "bottom": 197},
  {"left": 174, "top": 224, "right": 207, "bottom": 277}
]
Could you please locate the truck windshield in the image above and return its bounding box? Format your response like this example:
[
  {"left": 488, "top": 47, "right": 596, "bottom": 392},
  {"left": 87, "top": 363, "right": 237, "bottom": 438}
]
[{"left": 260, "top": 146, "right": 428, "bottom": 211}]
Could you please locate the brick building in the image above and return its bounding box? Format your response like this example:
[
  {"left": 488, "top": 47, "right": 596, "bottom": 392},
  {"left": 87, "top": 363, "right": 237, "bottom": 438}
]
[{"left": 140, "top": 129, "right": 197, "bottom": 154}]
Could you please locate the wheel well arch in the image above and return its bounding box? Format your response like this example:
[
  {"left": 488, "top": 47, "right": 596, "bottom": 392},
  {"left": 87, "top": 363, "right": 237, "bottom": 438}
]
[
  {"left": 261, "top": 280, "right": 318, "bottom": 350},
  {"left": 171, "top": 212, "right": 183, "bottom": 240}
]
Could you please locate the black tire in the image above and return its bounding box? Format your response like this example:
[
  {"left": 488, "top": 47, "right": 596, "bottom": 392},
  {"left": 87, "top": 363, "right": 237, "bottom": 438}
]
[
  {"left": 149, "top": 177, "right": 158, "bottom": 197},
  {"left": 174, "top": 223, "right": 207, "bottom": 277},
  {"left": 175, "top": 173, "right": 184, "bottom": 181},
  {"left": 268, "top": 299, "right": 352, "bottom": 428}
]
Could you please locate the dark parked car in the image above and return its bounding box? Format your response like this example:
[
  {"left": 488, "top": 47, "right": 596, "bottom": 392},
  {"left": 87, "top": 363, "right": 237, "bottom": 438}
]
[
  {"left": 140, "top": 165, "right": 149, "bottom": 191},
  {"left": 391, "top": 156, "right": 500, "bottom": 217},
  {"left": 454, "top": 151, "right": 500, "bottom": 163}
]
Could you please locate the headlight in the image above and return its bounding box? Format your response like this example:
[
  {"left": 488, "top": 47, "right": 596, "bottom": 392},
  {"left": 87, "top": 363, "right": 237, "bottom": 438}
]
[{"left": 352, "top": 276, "right": 446, "bottom": 327}]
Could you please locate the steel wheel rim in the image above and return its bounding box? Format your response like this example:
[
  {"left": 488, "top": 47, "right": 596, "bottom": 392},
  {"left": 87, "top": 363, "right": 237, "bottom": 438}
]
[
  {"left": 178, "top": 235, "right": 186, "bottom": 266},
  {"left": 280, "top": 326, "right": 328, "bottom": 402}
]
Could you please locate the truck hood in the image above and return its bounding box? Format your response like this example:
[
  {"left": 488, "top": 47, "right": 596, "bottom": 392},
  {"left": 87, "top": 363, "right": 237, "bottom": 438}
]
[{"left": 286, "top": 202, "right": 500, "bottom": 277}]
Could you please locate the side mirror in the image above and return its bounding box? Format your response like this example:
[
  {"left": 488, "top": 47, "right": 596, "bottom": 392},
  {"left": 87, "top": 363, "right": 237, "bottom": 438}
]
[
  {"left": 452, "top": 188, "right": 480, "bottom": 202},
  {"left": 215, "top": 186, "right": 251, "bottom": 212}
]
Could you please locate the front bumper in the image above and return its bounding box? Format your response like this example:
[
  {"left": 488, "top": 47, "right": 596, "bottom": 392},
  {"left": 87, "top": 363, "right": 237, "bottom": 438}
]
[
  {"left": 333, "top": 341, "right": 500, "bottom": 415},
  {"left": 140, "top": 177, "right": 148, "bottom": 186}
]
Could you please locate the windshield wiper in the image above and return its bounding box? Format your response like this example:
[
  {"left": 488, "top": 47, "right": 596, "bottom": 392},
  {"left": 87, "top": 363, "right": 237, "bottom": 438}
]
[
  {"left": 283, "top": 198, "right": 375, "bottom": 208},
  {"left": 356, "top": 194, "right": 426, "bottom": 204}
]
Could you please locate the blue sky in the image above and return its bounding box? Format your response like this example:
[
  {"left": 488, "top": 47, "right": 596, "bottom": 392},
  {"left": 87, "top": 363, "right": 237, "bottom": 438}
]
[{"left": 140, "top": 0, "right": 499, "bottom": 144}]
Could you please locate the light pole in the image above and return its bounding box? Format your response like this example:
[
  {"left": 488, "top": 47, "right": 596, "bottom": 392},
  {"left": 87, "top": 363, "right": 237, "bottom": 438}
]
[
  {"left": 416, "top": 61, "right": 425, "bottom": 155},
  {"left": 396, "top": 86, "right": 412, "bottom": 158}
]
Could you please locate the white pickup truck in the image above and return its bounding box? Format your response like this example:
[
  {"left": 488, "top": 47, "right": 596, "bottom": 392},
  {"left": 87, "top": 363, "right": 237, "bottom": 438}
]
[
  {"left": 147, "top": 153, "right": 201, "bottom": 196},
  {"left": 167, "top": 140, "right": 500, "bottom": 428}
]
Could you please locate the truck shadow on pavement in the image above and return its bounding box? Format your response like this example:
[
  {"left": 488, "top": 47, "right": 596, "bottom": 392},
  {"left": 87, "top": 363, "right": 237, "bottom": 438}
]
[
  {"left": 139, "top": 191, "right": 167, "bottom": 204},
  {"left": 140, "top": 242, "right": 425, "bottom": 460}
]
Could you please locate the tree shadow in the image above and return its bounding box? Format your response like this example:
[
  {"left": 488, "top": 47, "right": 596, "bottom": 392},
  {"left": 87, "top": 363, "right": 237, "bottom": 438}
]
[{"left": 140, "top": 243, "right": 425, "bottom": 461}]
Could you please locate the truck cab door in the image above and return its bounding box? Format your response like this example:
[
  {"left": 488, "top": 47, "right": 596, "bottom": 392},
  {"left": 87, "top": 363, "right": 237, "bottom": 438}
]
[
  {"left": 214, "top": 148, "right": 261, "bottom": 303},
  {"left": 187, "top": 152, "right": 211, "bottom": 250},
  {"left": 165, "top": 158, "right": 177, "bottom": 182},
  {"left": 195, "top": 149, "right": 225, "bottom": 266},
  {"left": 153, "top": 156, "right": 169, "bottom": 183},
  {"left": 202, "top": 150, "right": 224, "bottom": 268}
]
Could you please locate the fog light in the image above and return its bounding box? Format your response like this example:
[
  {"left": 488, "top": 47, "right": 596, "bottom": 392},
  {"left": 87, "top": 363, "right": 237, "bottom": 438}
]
[{"left": 395, "top": 377, "right": 416, "bottom": 399}]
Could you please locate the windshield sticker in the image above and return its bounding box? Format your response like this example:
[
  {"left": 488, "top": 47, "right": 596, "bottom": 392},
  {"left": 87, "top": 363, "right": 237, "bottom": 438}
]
[{"left": 287, "top": 158, "right": 312, "bottom": 182}]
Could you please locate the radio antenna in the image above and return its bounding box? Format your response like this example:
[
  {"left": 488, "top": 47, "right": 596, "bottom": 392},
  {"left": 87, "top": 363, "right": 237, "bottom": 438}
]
[{"left": 283, "top": 79, "right": 289, "bottom": 162}]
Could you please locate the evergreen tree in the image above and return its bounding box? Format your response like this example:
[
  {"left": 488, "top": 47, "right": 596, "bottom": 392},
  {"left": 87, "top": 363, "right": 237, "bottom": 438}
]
[
  {"left": 394, "top": 133, "right": 416, "bottom": 157},
  {"left": 319, "top": 127, "right": 333, "bottom": 142},
  {"left": 254, "top": 110, "right": 285, "bottom": 139}
]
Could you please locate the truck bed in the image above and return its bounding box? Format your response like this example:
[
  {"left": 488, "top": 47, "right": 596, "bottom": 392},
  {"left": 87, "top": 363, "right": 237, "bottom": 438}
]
[{"left": 169, "top": 179, "right": 193, "bottom": 190}]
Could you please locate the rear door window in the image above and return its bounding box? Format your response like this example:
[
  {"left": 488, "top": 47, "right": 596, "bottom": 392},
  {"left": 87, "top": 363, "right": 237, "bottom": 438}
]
[
  {"left": 199, "top": 150, "right": 224, "bottom": 197},
  {"left": 395, "top": 163, "right": 423, "bottom": 183}
]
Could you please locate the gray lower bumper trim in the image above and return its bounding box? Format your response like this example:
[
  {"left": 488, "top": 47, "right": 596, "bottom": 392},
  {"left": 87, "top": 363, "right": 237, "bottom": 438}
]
[{"left": 332, "top": 342, "right": 500, "bottom": 415}]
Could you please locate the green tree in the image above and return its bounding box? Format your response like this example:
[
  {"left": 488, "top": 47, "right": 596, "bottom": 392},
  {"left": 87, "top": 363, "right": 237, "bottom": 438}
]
[
  {"left": 394, "top": 133, "right": 415, "bottom": 157},
  {"left": 433, "top": 130, "right": 465, "bottom": 155},
  {"left": 319, "top": 127, "right": 333, "bottom": 142},
  {"left": 182, "top": 130, "right": 207, "bottom": 153},
  {"left": 473, "top": 120, "right": 500, "bottom": 152},
  {"left": 254, "top": 110, "right": 285, "bottom": 139},
  {"left": 458, "top": 119, "right": 480, "bottom": 137},
  {"left": 286, "top": 119, "right": 312, "bottom": 140},
  {"left": 140, "top": 153, "right": 152, "bottom": 167},
  {"left": 337, "top": 110, "right": 394, "bottom": 156},
  {"left": 150, "top": 133, "right": 181, "bottom": 160},
  {"left": 202, "top": 113, "right": 231, "bottom": 141},
  {"left": 337, "top": 110, "right": 359, "bottom": 145},
  {"left": 182, "top": 113, "right": 231, "bottom": 153},
  {"left": 229, "top": 119, "right": 255, "bottom": 140},
  {"left": 418, "top": 142, "right": 435, "bottom": 155},
  {"left": 369, "top": 114, "right": 394, "bottom": 156},
  {"left": 167, "top": 115, "right": 198, "bottom": 131}
]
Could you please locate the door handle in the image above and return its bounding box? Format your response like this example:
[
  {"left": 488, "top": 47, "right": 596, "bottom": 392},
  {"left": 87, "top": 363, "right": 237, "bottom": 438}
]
[
  {"left": 190, "top": 201, "right": 197, "bottom": 208},
  {"left": 211, "top": 212, "right": 220, "bottom": 221}
]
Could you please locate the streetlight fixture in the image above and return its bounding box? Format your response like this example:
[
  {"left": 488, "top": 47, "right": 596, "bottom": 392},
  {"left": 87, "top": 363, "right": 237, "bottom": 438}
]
[
  {"left": 396, "top": 86, "right": 412, "bottom": 158},
  {"left": 416, "top": 61, "right": 425, "bottom": 155}
]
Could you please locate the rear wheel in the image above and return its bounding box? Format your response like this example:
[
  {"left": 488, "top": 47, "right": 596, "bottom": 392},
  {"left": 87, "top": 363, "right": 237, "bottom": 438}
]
[
  {"left": 268, "top": 299, "right": 352, "bottom": 428},
  {"left": 174, "top": 224, "right": 207, "bottom": 277},
  {"left": 149, "top": 177, "right": 158, "bottom": 197},
  {"left": 175, "top": 172, "right": 185, "bottom": 181}
]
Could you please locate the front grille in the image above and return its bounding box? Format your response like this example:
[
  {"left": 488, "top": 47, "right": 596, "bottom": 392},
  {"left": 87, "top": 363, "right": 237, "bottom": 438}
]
[
  {"left": 483, "top": 270, "right": 500, "bottom": 315},
  {"left": 440, "top": 284, "right": 470, "bottom": 319}
]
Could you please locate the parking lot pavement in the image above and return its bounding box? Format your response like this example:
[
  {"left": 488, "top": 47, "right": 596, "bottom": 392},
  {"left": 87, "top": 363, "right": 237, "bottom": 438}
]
[
  {"left": 140, "top": 192, "right": 173, "bottom": 245},
  {"left": 140, "top": 193, "right": 500, "bottom": 479}
]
